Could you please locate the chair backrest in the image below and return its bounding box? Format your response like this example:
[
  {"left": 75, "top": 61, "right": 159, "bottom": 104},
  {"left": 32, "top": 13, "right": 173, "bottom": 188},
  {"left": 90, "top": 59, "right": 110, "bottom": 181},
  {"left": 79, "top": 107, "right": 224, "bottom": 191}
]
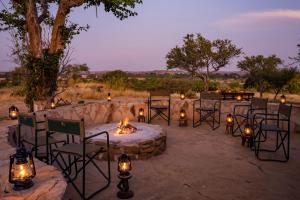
[
  {"left": 200, "top": 92, "right": 221, "bottom": 100},
  {"left": 251, "top": 97, "right": 268, "bottom": 110},
  {"left": 18, "top": 113, "right": 36, "bottom": 128},
  {"left": 46, "top": 117, "right": 85, "bottom": 140},
  {"left": 278, "top": 103, "right": 292, "bottom": 119},
  {"left": 149, "top": 90, "right": 170, "bottom": 97}
]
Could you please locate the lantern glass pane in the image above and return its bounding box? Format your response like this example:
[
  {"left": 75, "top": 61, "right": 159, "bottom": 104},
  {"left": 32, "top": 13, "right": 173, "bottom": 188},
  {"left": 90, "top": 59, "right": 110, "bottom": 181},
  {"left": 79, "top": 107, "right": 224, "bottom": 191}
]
[{"left": 12, "top": 162, "right": 33, "bottom": 181}]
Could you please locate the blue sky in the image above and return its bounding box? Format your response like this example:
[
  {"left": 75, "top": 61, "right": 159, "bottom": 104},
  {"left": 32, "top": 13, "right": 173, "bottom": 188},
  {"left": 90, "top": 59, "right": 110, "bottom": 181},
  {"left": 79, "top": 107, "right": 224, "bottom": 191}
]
[{"left": 1, "top": 0, "right": 300, "bottom": 71}]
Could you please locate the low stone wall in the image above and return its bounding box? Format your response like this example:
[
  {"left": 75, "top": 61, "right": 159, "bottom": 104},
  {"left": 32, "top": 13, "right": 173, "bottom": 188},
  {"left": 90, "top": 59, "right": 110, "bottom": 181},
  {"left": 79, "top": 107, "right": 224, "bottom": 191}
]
[
  {"left": 0, "top": 121, "right": 67, "bottom": 200},
  {"left": 34, "top": 98, "right": 300, "bottom": 133}
]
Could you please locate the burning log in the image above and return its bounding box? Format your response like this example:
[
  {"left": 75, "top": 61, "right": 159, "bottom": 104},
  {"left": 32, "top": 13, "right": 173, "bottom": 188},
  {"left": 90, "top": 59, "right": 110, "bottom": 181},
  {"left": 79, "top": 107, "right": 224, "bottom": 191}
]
[{"left": 116, "top": 118, "right": 137, "bottom": 134}]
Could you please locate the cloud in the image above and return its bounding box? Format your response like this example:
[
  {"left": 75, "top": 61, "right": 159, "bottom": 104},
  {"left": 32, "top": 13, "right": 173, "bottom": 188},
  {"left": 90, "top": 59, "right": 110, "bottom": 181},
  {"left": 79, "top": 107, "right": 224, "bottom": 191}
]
[{"left": 213, "top": 9, "right": 300, "bottom": 29}]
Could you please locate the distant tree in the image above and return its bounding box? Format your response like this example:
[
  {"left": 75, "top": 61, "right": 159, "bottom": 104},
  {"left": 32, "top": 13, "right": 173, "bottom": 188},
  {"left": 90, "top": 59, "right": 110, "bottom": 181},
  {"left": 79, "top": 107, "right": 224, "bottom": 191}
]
[
  {"left": 166, "top": 34, "right": 241, "bottom": 91},
  {"left": 289, "top": 43, "right": 300, "bottom": 67},
  {"left": 102, "top": 70, "right": 129, "bottom": 90},
  {"left": 8, "top": 66, "right": 26, "bottom": 86},
  {"left": 61, "top": 63, "right": 89, "bottom": 80},
  {"left": 238, "top": 55, "right": 282, "bottom": 97},
  {"left": 264, "top": 67, "right": 298, "bottom": 99}
]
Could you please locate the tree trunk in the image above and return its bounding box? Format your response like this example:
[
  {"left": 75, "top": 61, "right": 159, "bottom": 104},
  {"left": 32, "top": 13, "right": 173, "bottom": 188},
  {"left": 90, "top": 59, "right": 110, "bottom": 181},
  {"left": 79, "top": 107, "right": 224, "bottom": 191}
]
[{"left": 25, "top": 0, "right": 42, "bottom": 58}]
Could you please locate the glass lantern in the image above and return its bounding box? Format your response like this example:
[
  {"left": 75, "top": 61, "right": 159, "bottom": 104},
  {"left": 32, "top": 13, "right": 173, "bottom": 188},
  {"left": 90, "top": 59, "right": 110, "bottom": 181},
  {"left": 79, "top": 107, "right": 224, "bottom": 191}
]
[
  {"left": 9, "top": 105, "right": 19, "bottom": 120},
  {"left": 107, "top": 93, "right": 112, "bottom": 101},
  {"left": 280, "top": 94, "right": 286, "bottom": 104},
  {"left": 236, "top": 95, "right": 242, "bottom": 101},
  {"left": 180, "top": 109, "right": 186, "bottom": 119},
  {"left": 9, "top": 146, "right": 36, "bottom": 191},
  {"left": 50, "top": 99, "right": 56, "bottom": 109},
  {"left": 118, "top": 154, "right": 131, "bottom": 176},
  {"left": 180, "top": 92, "right": 185, "bottom": 100},
  {"left": 226, "top": 113, "right": 234, "bottom": 126},
  {"left": 243, "top": 123, "right": 253, "bottom": 138},
  {"left": 138, "top": 108, "right": 144, "bottom": 117}
]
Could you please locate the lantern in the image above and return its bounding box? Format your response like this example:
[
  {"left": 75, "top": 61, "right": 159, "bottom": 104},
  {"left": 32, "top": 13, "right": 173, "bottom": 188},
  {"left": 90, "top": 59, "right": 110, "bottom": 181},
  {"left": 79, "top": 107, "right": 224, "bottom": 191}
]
[
  {"left": 180, "top": 109, "right": 186, "bottom": 119},
  {"left": 180, "top": 92, "right": 185, "bottom": 100},
  {"left": 215, "top": 89, "right": 221, "bottom": 93},
  {"left": 9, "top": 105, "right": 19, "bottom": 120},
  {"left": 107, "top": 93, "right": 112, "bottom": 101},
  {"left": 117, "top": 154, "right": 134, "bottom": 199},
  {"left": 138, "top": 108, "right": 145, "bottom": 122},
  {"left": 280, "top": 94, "right": 286, "bottom": 104},
  {"left": 50, "top": 99, "right": 56, "bottom": 109},
  {"left": 236, "top": 95, "right": 242, "bottom": 101},
  {"left": 243, "top": 123, "right": 253, "bottom": 137},
  {"left": 9, "top": 146, "right": 36, "bottom": 191},
  {"left": 226, "top": 114, "right": 234, "bottom": 126}
]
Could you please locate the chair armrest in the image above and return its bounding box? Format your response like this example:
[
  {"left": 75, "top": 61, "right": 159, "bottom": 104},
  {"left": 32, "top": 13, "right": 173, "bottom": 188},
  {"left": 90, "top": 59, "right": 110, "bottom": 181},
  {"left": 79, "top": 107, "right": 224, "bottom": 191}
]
[
  {"left": 85, "top": 131, "right": 109, "bottom": 140},
  {"left": 36, "top": 120, "right": 45, "bottom": 124}
]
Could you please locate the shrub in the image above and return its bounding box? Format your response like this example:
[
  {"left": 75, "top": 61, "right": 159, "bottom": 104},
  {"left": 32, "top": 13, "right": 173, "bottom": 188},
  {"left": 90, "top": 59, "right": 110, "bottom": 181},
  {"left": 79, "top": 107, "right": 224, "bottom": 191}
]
[{"left": 102, "top": 70, "right": 129, "bottom": 90}]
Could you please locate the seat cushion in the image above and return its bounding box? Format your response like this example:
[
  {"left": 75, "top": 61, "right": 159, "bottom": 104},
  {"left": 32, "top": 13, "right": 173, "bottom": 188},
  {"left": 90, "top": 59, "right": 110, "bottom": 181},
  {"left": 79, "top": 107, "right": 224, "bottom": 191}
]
[
  {"left": 261, "top": 124, "right": 284, "bottom": 132},
  {"left": 23, "top": 136, "right": 65, "bottom": 147},
  {"left": 53, "top": 143, "right": 104, "bottom": 156}
]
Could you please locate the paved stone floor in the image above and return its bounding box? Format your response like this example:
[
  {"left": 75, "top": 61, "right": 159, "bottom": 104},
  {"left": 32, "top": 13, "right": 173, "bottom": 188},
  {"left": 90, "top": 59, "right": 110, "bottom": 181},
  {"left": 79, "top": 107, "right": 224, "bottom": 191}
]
[{"left": 61, "top": 121, "right": 300, "bottom": 200}]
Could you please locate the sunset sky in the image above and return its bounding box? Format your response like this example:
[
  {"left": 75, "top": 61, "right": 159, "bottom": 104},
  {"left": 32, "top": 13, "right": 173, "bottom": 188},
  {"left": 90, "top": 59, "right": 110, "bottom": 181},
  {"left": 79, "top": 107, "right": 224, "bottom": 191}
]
[{"left": 0, "top": 0, "right": 300, "bottom": 71}]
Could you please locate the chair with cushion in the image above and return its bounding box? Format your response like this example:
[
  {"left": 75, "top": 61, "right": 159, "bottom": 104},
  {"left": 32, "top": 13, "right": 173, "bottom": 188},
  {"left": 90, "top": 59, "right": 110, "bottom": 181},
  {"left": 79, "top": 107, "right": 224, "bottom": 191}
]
[
  {"left": 46, "top": 117, "right": 110, "bottom": 200},
  {"left": 18, "top": 113, "right": 65, "bottom": 162},
  {"left": 254, "top": 103, "right": 292, "bottom": 162},
  {"left": 193, "top": 92, "right": 221, "bottom": 130},
  {"left": 148, "top": 90, "right": 171, "bottom": 126},
  {"left": 232, "top": 97, "right": 268, "bottom": 137}
]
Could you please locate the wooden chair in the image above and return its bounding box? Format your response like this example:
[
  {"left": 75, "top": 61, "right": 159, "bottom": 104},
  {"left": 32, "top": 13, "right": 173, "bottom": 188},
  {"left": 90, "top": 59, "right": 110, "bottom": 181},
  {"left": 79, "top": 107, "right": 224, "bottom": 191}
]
[
  {"left": 193, "top": 92, "right": 221, "bottom": 130},
  {"left": 254, "top": 103, "right": 292, "bottom": 162},
  {"left": 232, "top": 97, "right": 268, "bottom": 137},
  {"left": 46, "top": 117, "right": 110, "bottom": 200},
  {"left": 148, "top": 90, "right": 171, "bottom": 126},
  {"left": 18, "top": 113, "right": 65, "bottom": 162}
]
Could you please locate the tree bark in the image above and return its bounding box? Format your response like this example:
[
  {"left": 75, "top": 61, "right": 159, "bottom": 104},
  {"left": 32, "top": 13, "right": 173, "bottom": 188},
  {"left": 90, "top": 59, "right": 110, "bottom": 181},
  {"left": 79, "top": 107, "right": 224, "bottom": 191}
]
[{"left": 25, "top": 0, "right": 42, "bottom": 58}]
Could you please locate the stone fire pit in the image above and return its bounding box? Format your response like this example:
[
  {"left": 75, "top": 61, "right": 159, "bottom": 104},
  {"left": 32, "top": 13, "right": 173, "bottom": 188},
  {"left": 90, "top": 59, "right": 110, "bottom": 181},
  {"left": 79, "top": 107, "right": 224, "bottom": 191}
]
[{"left": 86, "top": 122, "right": 167, "bottom": 161}]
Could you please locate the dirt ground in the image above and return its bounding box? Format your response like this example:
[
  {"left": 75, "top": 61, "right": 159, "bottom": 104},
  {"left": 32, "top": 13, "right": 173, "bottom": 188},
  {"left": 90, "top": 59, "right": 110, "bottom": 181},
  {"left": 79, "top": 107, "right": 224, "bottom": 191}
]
[{"left": 59, "top": 121, "right": 300, "bottom": 200}]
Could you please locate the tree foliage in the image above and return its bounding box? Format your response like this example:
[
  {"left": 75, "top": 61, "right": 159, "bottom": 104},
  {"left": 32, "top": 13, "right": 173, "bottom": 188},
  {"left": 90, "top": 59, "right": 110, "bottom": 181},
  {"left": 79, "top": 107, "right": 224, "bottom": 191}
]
[
  {"left": 102, "top": 70, "right": 129, "bottom": 90},
  {"left": 0, "top": 0, "right": 142, "bottom": 110},
  {"left": 166, "top": 33, "right": 241, "bottom": 91},
  {"left": 238, "top": 55, "right": 282, "bottom": 97}
]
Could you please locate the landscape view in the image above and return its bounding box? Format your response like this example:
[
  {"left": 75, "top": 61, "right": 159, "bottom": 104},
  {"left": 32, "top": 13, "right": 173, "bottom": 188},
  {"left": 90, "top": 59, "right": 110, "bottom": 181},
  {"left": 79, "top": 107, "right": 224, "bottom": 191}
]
[{"left": 0, "top": 0, "right": 300, "bottom": 200}]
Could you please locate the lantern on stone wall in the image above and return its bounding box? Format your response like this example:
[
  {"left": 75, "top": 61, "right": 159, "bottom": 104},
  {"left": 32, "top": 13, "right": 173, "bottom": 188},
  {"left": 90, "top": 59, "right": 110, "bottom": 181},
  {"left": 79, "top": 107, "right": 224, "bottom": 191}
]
[
  {"left": 9, "top": 146, "right": 36, "bottom": 191},
  {"left": 117, "top": 154, "right": 133, "bottom": 199},
  {"left": 179, "top": 109, "right": 187, "bottom": 127},
  {"left": 243, "top": 123, "right": 253, "bottom": 137},
  {"left": 236, "top": 95, "right": 242, "bottom": 101},
  {"left": 50, "top": 99, "right": 56, "bottom": 109},
  {"left": 9, "top": 105, "right": 19, "bottom": 120},
  {"left": 180, "top": 92, "right": 185, "bottom": 100},
  {"left": 280, "top": 94, "right": 286, "bottom": 104},
  {"left": 107, "top": 93, "right": 112, "bottom": 101}
]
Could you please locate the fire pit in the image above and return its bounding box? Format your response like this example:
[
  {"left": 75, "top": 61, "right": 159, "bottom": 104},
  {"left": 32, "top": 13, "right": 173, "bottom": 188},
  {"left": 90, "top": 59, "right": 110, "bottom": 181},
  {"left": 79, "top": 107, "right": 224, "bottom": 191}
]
[{"left": 86, "top": 120, "right": 167, "bottom": 160}]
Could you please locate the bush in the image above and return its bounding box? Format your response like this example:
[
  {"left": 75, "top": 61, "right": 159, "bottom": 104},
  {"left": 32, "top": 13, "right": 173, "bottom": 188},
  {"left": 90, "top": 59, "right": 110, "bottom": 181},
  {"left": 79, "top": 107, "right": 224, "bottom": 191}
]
[
  {"left": 208, "top": 81, "right": 219, "bottom": 91},
  {"left": 228, "top": 80, "right": 241, "bottom": 91},
  {"left": 102, "top": 70, "right": 129, "bottom": 90}
]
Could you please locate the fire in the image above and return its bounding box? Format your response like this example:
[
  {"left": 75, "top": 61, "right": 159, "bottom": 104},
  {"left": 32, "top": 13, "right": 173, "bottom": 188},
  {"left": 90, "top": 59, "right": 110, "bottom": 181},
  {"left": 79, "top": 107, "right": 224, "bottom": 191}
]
[{"left": 116, "top": 118, "right": 137, "bottom": 135}]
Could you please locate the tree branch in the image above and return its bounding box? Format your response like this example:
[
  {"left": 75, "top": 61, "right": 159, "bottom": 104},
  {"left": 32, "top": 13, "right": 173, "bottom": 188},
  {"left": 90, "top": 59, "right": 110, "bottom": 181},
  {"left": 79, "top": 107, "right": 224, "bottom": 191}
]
[{"left": 38, "top": 0, "right": 49, "bottom": 24}]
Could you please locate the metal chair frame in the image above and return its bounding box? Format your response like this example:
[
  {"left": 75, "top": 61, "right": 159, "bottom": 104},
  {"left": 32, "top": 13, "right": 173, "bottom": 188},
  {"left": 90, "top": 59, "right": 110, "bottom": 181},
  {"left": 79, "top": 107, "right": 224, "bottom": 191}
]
[
  {"left": 232, "top": 98, "right": 268, "bottom": 137},
  {"left": 193, "top": 92, "right": 221, "bottom": 130},
  {"left": 254, "top": 103, "right": 292, "bottom": 162},
  {"left": 148, "top": 90, "right": 171, "bottom": 126},
  {"left": 18, "top": 113, "right": 64, "bottom": 162},
  {"left": 46, "top": 117, "right": 111, "bottom": 200}
]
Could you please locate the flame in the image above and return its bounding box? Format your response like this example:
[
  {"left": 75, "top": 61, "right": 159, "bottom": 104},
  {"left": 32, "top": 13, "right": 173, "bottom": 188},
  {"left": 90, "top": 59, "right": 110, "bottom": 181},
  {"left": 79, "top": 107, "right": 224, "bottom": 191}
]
[{"left": 124, "top": 117, "right": 129, "bottom": 126}]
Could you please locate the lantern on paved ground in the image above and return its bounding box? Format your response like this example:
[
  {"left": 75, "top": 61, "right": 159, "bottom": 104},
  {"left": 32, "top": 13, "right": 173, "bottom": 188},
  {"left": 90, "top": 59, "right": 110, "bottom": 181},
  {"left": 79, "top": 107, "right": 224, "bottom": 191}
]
[
  {"left": 280, "top": 94, "right": 286, "bottom": 104},
  {"left": 107, "top": 93, "right": 112, "bottom": 101},
  {"left": 225, "top": 113, "right": 234, "bottom": 134},
  {"left": 138, "top": 108, "right": 145, "bottom": 122},
  {"left": 180, "top": 92, "right": 185, "bottom": 100},
  {"left": 9, "top": 146, "right": 36, "bottom": 191},
  {"left": 179, "top": 109, "right": 188, "bottom": 127},
  {"left": 117, "top": 154, "right": 133, "bottom": 199},
  {"left": 242, "top": 123, "right": 254, "bottom": 147},
  {"left": 9, "top": 105, "right": 19, "bottom": 120}
]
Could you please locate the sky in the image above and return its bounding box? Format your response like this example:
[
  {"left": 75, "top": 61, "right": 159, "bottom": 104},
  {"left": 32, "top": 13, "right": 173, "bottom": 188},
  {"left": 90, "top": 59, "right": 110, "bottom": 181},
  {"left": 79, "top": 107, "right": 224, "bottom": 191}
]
[{"left": 0, "top": 0, "right": 300, "bottom": 72}]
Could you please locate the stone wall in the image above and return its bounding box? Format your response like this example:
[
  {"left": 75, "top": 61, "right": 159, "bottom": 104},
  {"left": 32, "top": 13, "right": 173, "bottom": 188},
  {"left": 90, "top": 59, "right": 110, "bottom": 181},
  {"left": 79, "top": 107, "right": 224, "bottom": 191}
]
[{"left": 34, "top": 98, "right": 300, "bottom": 133}]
